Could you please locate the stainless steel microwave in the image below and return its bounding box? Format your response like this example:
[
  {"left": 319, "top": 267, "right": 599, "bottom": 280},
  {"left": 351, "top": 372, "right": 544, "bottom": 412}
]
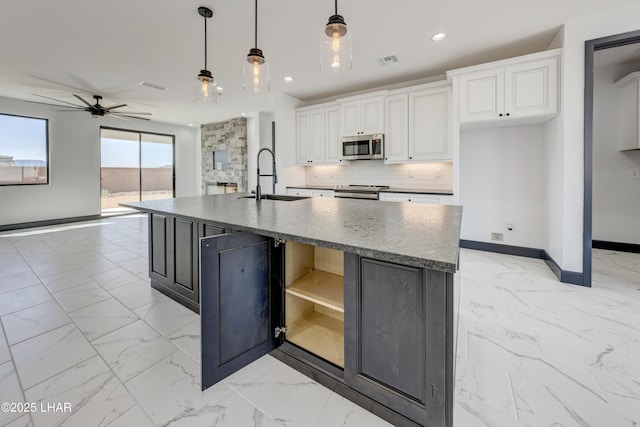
[{"left": 341, "top": 134, "right": 384, "bottom": 160}]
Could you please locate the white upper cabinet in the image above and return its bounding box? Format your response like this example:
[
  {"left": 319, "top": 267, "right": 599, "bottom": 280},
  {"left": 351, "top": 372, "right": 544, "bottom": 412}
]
[
  {"left": 384, "top": 83, "right": 452, "bottom": 163},
  {"left": 614, "top": 72, "right": 640, "bottom": 151},
  {"left": 338, "top": 93, "right": 386, "bottom": 136},
  {"left": 448, "top": 49, "right": 560, "bottom": 126},
  {"left": 384, "top": 93, "right": 409, "bottom": 162},
  {"left": 295, "top": 103, "right": 343, "bottom": 165}
]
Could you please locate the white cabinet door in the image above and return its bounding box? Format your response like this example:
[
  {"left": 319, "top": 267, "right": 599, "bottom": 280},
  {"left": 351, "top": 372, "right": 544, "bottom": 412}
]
[
  {"left": 295, "top": 111, "right": 310, "bottom": 165},
  {"left": 409, "top": 88, "right": 451, "bottom": 161},
  {"left": 379, "top": 193, "right": 441, "bottom": 203},
  {"left": 325, "top": 106, "right": 343, "bottom": 164},
  {"left": 504, "top": 57, "right": 558, "bottom": 118},
  {"left": 309, "top": 109, "right": 326, "bottom": 164},
  {"left": 458, "top": 68, "right": 504, "bottom": 123},
  {"left": 384, "top": 93, "right": 409, "bottom": 162},
  {"left": 340, "top": 101, "right": 361, "bottom": 136},
  {"left": 339, "top": 96, "right": 385, "bottom": 136},
  {"left": 361, "top": 96, "right": 385, "bottom": 134}
]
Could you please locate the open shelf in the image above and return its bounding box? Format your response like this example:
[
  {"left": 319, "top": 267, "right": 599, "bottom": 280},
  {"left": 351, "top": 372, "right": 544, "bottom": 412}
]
[
  {"left": 286, "top": 311, "right": 344, "bottom": 368},
  {"left": 285, "top": 270, "right": 344, "bottom": 312}
]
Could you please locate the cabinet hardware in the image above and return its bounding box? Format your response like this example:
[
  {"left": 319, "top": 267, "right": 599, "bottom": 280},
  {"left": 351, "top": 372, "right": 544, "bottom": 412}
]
[
  {"left": 499, "top": 113, "right": 503, "bottom": 117},
  {"left": 506, "top": 113, "right": 510, "bottom": 116},
  {"left": 275, "top": 326, "right": 287, "bottom": 338},
  {"left": 274, "top": 238, "right": 286, "bottom": 248}
]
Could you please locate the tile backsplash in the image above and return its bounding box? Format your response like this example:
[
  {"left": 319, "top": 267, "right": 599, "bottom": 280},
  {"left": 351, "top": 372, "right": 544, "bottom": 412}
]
[{"left": 304, "top": 161, "right": 453, "bottom": 190}]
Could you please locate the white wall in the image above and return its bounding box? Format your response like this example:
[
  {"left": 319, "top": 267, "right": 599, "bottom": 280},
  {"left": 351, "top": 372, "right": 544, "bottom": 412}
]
[
  {"left": 550, "top": 3, "right": 640, "bottom": 273},
  {"left": 0, "top": 96, "right": 198, "bottom": 226},
  {"left": 459, "top": 126, "right": 546, "bottom": 248},
  {"left": 592, "top": 60, "right": 640, "bottom": 244}
]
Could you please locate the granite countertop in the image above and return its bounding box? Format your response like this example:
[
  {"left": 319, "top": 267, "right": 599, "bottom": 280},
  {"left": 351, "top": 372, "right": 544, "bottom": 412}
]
[
  {"left": 286, "top": 185, "right": 453, "bottom": 195},
  {"left": 122, "top": 194, "right": 462, "bottom": 273}
]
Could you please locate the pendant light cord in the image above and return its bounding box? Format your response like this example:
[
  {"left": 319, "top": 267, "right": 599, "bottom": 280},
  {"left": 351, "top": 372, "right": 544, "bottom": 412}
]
[
  {"left": 204, "top": 15, "right": 208, "bottom": 69},
  {"left": 254, "top": 0, "right": 258, "bottom": 49}
]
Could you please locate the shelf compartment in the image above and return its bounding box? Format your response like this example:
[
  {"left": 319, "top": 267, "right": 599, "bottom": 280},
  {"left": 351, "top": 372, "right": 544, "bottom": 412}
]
[
  {"left": 286, "top": 311, "right": 344, "bottom": 368},
  {"left": 286, "top": 270, "right": 344, "bottom": 312}
]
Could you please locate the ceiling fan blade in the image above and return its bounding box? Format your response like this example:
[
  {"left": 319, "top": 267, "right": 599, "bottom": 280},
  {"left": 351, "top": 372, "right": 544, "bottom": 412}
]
[
  {"left": 108, "top": 114, "right": 129, "bottom": 122},
  {"left": 55, "top": 109, "right": 84, "bottom": 112},
  {"left": 103, "top": 103, "right": 127, "bottom": 111},
  {"left": 112, "top": 111, "right": 152, "bottom": 115},
  {"left": 113, "top": 114, "right": 151, "bottom": 121},
  {"left": 31, "top": 93, "right": 85, "bottom": 108},
  {"left": 73, "top": 94, "right": 94, "bottom": 108}
]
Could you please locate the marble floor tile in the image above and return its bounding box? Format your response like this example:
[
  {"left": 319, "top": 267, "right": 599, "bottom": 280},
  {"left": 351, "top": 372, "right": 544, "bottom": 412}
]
[
  {"left": 101, "top": 249, "right": 141, "bottom": 264},
  {"left": 75, "top": 257, "right": 120, "bottom": 277},
  {"left": 134, "top": 298, "right": 199, "bottom": 337},
  {"left": 105, "top": 405, "right": 155, "bottom": 427},
  {"left": 0, "top": 324, "right": 10, "bottom": 364},
  {"left": 0, "top": 361, "right": 25, "bottom": 426},
  {"left": 126, "top": 351, "right": 280, "bottom": 427},
  {"left": 38, "top": 270, "right": 94, "bottom": 293},
  {"left": 0, "top": 259, "right": 31, "bottom": 276},
  {"left": 89, "top": 268, "right": 141, "bottom": 291},
  {"left": 69, "top": 298, "right": 138, "bottom": 341},
  {"left": 0, "top": 270, "right": 42, "bottom": 295},
  {"left": 92, "top": 320, "right": 177, "bottom": 383},
  {"left": 313, "top": 393, "right": 394, "bottom": 427},
  {"left": 117, "top": 256, "right": 148, "bottom": 276},
  {"left": 53, "top": 282, "right": 112, "bottom": 312},
  {"left": 3, "top": 414, "right": 33, "bottom": 427},
  {"left": 169, "top": 319, "right": 201, "bottom": 363},
  {"left": 25, "top": 356, "right": 135, "bottom": 427},
  {"left": 0, "top": 284, "right": 53, "bottom": 316},
  {"left": 107, "top": 278, "right": 166, "bottom": 310},
  {"left": 224, "top": 355, "right": 334, "bottom": 426},
  {"left": 1, "top": 300, "right": 71, "bottom": 345},
  {"left": 29, "top": 258, "right": 77, "bottom": 278},
  {"left": 11, "top": 323, "right": 96, "bottom": 390}
]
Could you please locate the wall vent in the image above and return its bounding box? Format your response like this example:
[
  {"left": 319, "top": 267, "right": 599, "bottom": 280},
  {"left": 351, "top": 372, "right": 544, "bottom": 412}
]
[
  {"left": 491, "top": 232, "right": 504, "bottom": 241},
  {"left": 379, "top": 55, "right": 399, "bottom": 65}
]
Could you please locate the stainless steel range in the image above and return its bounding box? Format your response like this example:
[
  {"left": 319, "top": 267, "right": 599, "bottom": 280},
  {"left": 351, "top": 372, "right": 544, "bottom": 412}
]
[{"left": 333, "top": 185, "right": 390, "bottom": 200}]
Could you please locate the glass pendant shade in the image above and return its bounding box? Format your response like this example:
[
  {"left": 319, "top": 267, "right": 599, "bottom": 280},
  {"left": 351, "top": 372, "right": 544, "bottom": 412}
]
[
  {"left": 321, "top": 15, "right": 352, "bottom": 74},
  {"left": 195, "top": 69, "right": 217, "bottom": 104},
  {"left": 243, "top": 48, "right": 270, "bottom": 94}
]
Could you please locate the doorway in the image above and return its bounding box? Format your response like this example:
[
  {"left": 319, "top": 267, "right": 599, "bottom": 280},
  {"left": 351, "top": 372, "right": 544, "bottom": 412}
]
[
  {"left": 585, "top": 29, "right": 640, "bottom": 286},
  {"left": 100, "top": 127, "right": 175, "bottom": 214}
]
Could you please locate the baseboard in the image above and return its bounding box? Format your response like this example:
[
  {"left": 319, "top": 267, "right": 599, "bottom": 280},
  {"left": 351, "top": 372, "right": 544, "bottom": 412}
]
[
  {"left": 459, "top": 239, "right": 545, "bottom": 258},
  {"left": 593, "top": 240, "right": 640, "bottom": 254},
  {"left": 460, "top": 240, "right": 587, "bottom": 287},
  {"left": 0, "top": 214, "right": 102, "bottom": 232}
]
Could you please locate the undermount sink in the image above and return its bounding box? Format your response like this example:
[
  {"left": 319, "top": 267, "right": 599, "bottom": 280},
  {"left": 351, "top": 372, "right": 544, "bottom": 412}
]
[{"left": 238, "top": 194, "right": 310, "bottom": 201}]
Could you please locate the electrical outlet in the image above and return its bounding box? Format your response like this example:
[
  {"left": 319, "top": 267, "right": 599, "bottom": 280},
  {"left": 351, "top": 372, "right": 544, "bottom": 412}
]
[
  {"left": 491, "top": 232, "right": 504, "bottom": 241},
  {"left": 630, "top": 169, "right": 640, "bottom": 179}
]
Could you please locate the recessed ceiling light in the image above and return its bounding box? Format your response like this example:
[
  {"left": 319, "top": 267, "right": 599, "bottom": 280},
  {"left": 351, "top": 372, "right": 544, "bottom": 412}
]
[
  {"left": 432, "top": 33, "right": 447, "bottom": 42},
  {"left": 284, "top": 76, "right": 295, "bottom": 83},
  {"left": 240, "top": 112, "right": 247, "bottom": 117},
  {"left": 188, "top": 123, "right": 194, "bottom": 127}
]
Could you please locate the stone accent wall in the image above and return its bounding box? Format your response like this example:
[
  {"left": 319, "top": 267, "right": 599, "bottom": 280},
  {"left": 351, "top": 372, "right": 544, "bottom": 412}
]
[{"left": 201, "top": 117, "right": 247, "bottom": 192}]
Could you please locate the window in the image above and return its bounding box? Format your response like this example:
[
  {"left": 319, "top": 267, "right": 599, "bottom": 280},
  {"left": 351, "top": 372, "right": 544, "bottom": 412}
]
[
  {"left": 0, "top": 113, "right": 49, "bottom": 185},
  {"left": 100, "top": 127, "right": 175, "bottom": 213}
]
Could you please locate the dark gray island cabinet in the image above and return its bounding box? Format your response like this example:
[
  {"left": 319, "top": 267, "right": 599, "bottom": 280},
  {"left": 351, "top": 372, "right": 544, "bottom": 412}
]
[{"left": 122, "top": 194, "right": 462, "bottom": 427}]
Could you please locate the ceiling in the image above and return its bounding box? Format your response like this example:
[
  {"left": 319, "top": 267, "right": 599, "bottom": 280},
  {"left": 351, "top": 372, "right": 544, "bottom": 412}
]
[{"left": 0, "top": 0, "right": 637, "bottom": 127}]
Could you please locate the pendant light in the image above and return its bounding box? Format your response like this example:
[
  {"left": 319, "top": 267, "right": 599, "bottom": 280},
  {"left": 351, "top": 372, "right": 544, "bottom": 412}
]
[
  {"left": 321, "top": 0, "right": 352, "bottom": 74},
  {"left": 243, "top": 0, "right": 270, "bottom": 93},
  {"left": 195, "top": 7, "right": 217, "bottom": 104}
]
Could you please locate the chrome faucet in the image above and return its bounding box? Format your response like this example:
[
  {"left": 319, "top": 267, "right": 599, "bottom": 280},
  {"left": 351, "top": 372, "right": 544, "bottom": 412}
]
[{"left": 256, "top": 147, "right": 277, "bottom": 201}]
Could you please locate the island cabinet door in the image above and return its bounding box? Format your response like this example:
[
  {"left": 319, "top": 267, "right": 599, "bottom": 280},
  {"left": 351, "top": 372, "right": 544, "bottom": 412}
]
[
  {"left": 200, "top": 232, "right": 284, "bottom": 390},
  {"left": 170, "top": 217, "right": 201, "bottom": 303},
  {"left": 149, "top": 213, "right": 170, "bottom": 286},
  {"left": 344, "top": 255, "right": 450, "bottom": 427}
]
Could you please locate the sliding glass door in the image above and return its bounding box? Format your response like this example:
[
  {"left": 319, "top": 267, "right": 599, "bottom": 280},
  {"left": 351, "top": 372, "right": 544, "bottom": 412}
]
[{"left": 100, "top": 128, "right": 175, "bottom": 213}]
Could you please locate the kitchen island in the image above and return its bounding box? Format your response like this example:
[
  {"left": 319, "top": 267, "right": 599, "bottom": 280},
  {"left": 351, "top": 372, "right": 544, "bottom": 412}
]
[{"left": 122, "top": 193, "right": 462, "bottom": 427}]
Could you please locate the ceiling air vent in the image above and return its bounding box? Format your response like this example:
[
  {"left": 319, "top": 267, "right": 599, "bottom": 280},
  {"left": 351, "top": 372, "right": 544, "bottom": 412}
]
[
  {"left": 139, "top": 82, "right": 169, "bottom": 91},
  {"left": 379, "top": 55, "right": 399, "bottom": 65}
]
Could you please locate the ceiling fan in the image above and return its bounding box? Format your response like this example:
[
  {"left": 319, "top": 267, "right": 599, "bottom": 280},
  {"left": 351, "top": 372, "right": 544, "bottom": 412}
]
[{"left": 29, "top": 93, "right": 152, "bottom": 121}]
